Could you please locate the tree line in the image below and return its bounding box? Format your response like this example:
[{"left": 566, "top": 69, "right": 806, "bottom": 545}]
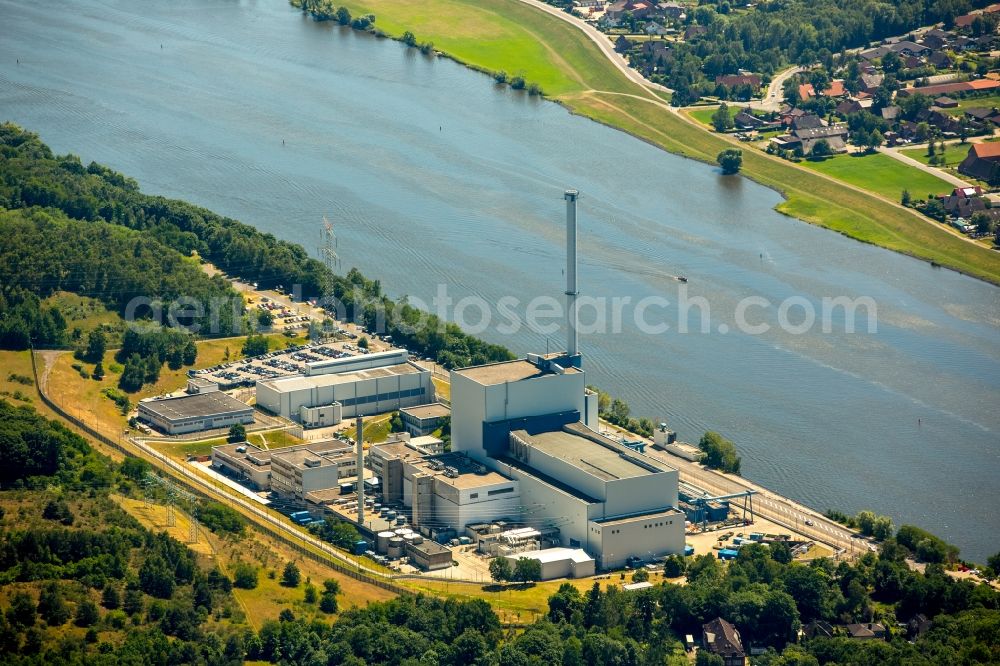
[{"left": 0, "top": 123, "right": 513, "bottom": 369}]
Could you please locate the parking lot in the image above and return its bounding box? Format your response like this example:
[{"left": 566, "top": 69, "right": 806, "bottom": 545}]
[{"left": 190, "top": 337, "right": 380, "bottom": 390}]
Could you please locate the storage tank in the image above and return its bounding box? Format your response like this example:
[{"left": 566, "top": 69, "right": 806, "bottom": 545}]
[
  {"left": 395, "top": 515, "right": 407, "bottom": 526},
  {"left": 386, "top": 510, "right": 397, "bottom": 521},
  {"left": 387, "top": 537, "right": 404, "bottom": 559},
  {"left": 376, "top": 531, "right": 395, "bottom": 554}
]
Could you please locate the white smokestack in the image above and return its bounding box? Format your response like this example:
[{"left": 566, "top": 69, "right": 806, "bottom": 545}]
[
  {"left": 564, "top": 189, "right": 579, "bottom": 358},
  {"left": 356, "top": 415, "right": 364, "bottom": 525}
]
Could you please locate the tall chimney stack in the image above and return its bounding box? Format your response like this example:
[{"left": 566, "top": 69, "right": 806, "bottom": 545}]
[
  {"left": 356, "top": 415, "right": 364, "bottom": 526},
  {"left": 564, "top": 189, "right": 580, "bottom": 358}
]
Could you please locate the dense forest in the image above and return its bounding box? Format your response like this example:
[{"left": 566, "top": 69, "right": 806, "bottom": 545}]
[
  {"left": 643, "top": 0, "right": 991, "bottom": 105},
  {"left": 0, "top": 400, "right": 251, "bottom": 664},
  {"left": 0, "top": 123, "right": 512, "bottom": 368}
]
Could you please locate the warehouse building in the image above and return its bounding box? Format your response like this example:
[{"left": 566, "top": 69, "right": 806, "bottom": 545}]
[
  {"left": 256, "top": 351, "right": 433, "bottom": 427},
  {"left": 504, "top": 547, "right": 595, "bottom": 580},
  {"left": 138, "top": 391, "right": 254, "bottom": 435}
]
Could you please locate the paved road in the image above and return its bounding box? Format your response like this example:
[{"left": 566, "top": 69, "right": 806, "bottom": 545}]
[
  {"left": 512, "top": 0, "right": 671, "bottom": 95},
  {"left": 880, "top": 144, "right": 972, "bottom": 189},
  {"left": 747, "top": 65, "right": 803, "bottom": 112},
  {"left": 645, "top": 447, "right": 868, "bottom": 558}
]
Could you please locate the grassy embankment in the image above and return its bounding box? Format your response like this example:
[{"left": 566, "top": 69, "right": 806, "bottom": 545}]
[{"left": 336, "top": 0, "right": 1000, "bottom": 284}]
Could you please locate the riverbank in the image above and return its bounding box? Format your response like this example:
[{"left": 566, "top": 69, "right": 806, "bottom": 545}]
[{"left": 334, "top": 0, "right": 1000, "bottom": 285}]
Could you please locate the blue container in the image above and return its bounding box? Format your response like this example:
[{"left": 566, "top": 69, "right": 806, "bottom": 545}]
[
  {"left": 684, "top": 545, "right": 695, "bottom": 556},
  {"left": 718, "top": 548, "right": 739, "bottom": 560},
  {"left": 353, "top": 540, "right": 369, "bottom": 555}
]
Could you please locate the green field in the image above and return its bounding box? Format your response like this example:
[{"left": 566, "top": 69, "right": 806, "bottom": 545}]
[
  {"left": 942, "top": 94, "right": 1000, "bottom": 115},
  {"left": 340, "top": 0, "right": 631, "bottom": 96},
  {"left": 333, "top": 0, "right": 1000, "bottom": 284},
  {"left": 801, "top": 152, "right": 955, "bottom": 200},
  {"left": 900, "top": 145, "right": 964, "bottom": 168},
  {"left": 688, "top": 105, "right": 739, "bottom": 128}
]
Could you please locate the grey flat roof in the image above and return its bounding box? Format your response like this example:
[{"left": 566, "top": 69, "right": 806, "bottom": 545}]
[
  {"left": 139, "top": 391, "right": 252, "bottom": 421},
  {"left": 259, "top": 362, "right": 422, "bottom": 393},
  {"left": 271, "top": 440, "right": 354, "bottom": 469},
  {"left": 454, "top": 358, "right": 580, "bottom": 385},
  {"left": 518, "top": 425, "right": 672, "bottom": 481},
  {"left": 400, "top": 403, "right": 451, "bottom": 419},
  {"left": 594, "top": 508, "right": 684, "bottom": 526}
]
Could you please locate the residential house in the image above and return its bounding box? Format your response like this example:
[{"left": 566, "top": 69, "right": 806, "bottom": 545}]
[
  {"left": 644, "top": 21, "right": 668, "bottom": 36},
  {"left": 716, "top": 74, "right": 762, "bottom": 89},
  {"left": 822, "top": 79, "right": 847, "bottom": 97},
  {"left": 702, "top": 618, "right": 747, "bottom": 666},
  {"left": 958, "top": 141, "right": 1000, "bottom": 183},
  {"left": 734, "top": 108, "right": 765, "bottom": 129},
  {"left": 860, "top": 45, "right": 892, "bottom": 61},
  {"left": 928, "top": 51, "right": 952, "bottom": 69},
  {"left": 658, "top": 1, "right": 686, "bottom": 18},
  {"left": 837, "top": 99, "right": 863, "bottom": 115},
  {"left": 605, "top": 0, "right": 629, "bottom": 20},
  {"left": 934, "top": 96, "right": 959, "bottom": 108},
  {"left": 921, "top": 30, "right": 950, "bottom": 50},
  {"left": 790, "top": 113, "right": 824, "bottom": 131},
  {"left": 629, "top": 1, "right": 652, "bottom": 19},
  {"left": 780, "top": 106, "right": 807, "bottom": 125},
  {"left": 793, "top": 125, "right": 849, "bottom": 154},
  {"left": 846, "top": 623, "right": 887, "bottom": 641},
  {"left": 938, "top": 191, "right": 988, "bottom": 218},
  {"left": 684, "top": 25, "right": 707, "bottom": 40},
  {"left": 802, "top": 620, "right": 835, "bottom": 639},
  {"left": 859, "top": 72, "right": 884, "bottom": 93},
  {"left": 953, "top": 35, "right": 976, "bottom": 51},
  {"left": 891, "top": 41, "right": 931, "bottom": 57},
  {"left": 880, "top": 105, "right": 900, "bottom": 122},
  {"left": 798, "top": 82, "right": 815, "bottom": 99},
  {"left": 964, "top": 107, "right": 1000, "bottom": 124},
  {"left": 907, "top": 614, "right": 933, "bottom": 639},
  {"left": 772, "top": 124, "right": 849, "bottom": 155}
]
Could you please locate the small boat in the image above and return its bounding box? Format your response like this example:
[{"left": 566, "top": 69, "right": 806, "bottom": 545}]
[
  {"left": 930, "top": 261, "right": 941, "bottom": 268},
  {"left": 677, "top": 275, "right": 688, "bottom": 283}
]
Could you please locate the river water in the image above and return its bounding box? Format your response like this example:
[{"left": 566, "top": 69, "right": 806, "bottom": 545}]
[{"left": 2, "top": 0, "right": 998, "bottom": 559}]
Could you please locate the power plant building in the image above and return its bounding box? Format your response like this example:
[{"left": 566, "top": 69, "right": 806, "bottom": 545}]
[
  {"left": 451, "top": 356, "right": 685, "bottom": 569},
  {"left": 255, "top": 350, "right": 434, "bottom": 427}
]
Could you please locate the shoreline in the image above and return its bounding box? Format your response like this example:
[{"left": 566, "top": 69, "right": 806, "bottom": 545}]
[{"left": 331, "top": 0, "right": 1000, "bottom": 286}]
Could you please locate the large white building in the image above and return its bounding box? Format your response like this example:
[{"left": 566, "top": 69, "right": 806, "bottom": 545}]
[
  {"left": 372, "top": 442, "right": 520, "bottom": 530},
  {"left": 449, "top": 354, "right": 685, "bottom": 569},
  {"left": 269, "top": 441, "right": 356, "bottom": 499},
  {"left": 256, "top": 350, "right": 434, "bottom": 426}
]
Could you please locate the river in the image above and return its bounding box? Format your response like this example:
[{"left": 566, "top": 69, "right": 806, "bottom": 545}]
[{"left": 2, "top": 0, "right": 998, "bottom": 559}]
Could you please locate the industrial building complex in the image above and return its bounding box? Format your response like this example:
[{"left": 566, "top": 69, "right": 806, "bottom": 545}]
[
  {"left": 190, "top": 191, "right": 735, "bottom": 578},
  {"left": 256, "top": 349, "right": 434, "bottom": 427}
]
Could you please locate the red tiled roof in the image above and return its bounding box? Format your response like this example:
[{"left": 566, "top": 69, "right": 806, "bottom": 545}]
[
  {"left": 969, "top": 79, "right": 1000, "bottom": 90},
  {"left": 823, "top": 80, "right": 846, "bottom": 97},
  {"left": 972, "top": 142, "right": 1000, "bottom": 158},
  {"left": 799, "top": 83, "right": 815, "bottom": 99}
]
